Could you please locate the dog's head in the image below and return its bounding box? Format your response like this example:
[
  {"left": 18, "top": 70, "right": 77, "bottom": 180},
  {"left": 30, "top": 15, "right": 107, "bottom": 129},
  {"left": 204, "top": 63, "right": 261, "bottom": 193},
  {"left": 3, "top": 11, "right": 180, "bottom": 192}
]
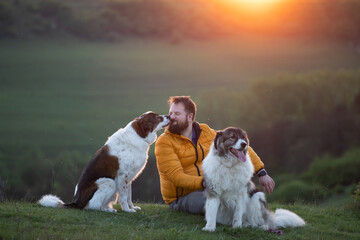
[
  {"left": 132, "top": 111, "right": 170, "bottom": 138},
  {"left": 213, "top": 127, "right": 249, "bottom": 163}
]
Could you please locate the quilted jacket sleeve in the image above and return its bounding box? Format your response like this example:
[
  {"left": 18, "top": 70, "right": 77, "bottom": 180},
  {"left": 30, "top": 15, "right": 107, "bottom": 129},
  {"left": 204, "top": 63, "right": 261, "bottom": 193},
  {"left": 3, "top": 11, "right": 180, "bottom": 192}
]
[
  {"left": 155, "top": 136, "right": 203, "bottom": 190},
  {"left": 248, "top": 146, "right": 265, "bottom": 173}
]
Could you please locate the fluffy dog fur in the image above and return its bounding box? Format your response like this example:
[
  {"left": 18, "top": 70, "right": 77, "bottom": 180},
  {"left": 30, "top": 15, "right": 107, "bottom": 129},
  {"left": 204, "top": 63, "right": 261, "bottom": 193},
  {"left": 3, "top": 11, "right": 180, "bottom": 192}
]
[
  {"left": 39, "top": 111, "right": 170, "bottom": 213},
  {"left": 202, "top": 127, "right": 305, "bottom": 231}
]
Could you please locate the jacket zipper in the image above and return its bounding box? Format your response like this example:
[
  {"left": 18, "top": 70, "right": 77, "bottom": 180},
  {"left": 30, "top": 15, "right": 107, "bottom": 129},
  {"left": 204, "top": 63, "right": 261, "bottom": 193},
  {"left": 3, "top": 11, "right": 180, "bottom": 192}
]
[
  {"left": 199, "top": 144, "right": 204, "bottom": 160},
  {"left": 192, "top": 142, "right": 201, "bottom": 176}
]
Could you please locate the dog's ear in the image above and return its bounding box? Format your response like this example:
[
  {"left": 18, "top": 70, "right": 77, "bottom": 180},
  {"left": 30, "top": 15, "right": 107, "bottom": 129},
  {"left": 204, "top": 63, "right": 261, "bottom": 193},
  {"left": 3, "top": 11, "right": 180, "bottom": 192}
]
[
  {"left": 132, "top": 117, "right": 154, "bottom": 138},
  {"left": 132, "top": 119, "right": 146, "bottom": 138},
  {"left": 214, "top": 131, "right": 223, "bottom": 150},
  {"left": 143, "top": 121, "right": 154, "bottom": 135}
]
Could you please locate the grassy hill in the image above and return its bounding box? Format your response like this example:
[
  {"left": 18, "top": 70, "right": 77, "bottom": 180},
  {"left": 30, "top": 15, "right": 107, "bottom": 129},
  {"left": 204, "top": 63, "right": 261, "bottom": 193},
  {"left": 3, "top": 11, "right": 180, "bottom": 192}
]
[
  {"left": 1, "top": 36, "right": 359, "bottom": 149},
  {"left": 0, "top": 201, "right": 359, "bottom": 240},
  {"left": 1, "top": 35, "right": 360, "bottom": 202}
]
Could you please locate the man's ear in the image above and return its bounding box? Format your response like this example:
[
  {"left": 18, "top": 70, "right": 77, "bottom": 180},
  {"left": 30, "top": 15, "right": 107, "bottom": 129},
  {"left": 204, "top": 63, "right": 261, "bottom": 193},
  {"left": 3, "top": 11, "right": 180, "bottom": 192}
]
[
  {"left": 187, "top": 113, "right": 194, "bottom": 122},
  {"left": 213, "top": 131, "right": 223, "bottom": 150}
]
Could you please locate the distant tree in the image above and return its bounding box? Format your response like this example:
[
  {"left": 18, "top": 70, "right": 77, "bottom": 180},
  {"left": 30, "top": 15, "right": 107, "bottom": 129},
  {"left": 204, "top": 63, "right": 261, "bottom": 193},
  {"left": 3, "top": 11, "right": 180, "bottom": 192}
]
[
  {"left": 198, "top": 69, "right": 360, "bottom": 173},
  {"left": 0, "top": 3, "right": 16, "bottom": 37},
  {"left": 0, "top": 177, "right": 3, "bottom": 202},
  {"left": 36, "top": 1, "right": 74, "bottom": 32}
]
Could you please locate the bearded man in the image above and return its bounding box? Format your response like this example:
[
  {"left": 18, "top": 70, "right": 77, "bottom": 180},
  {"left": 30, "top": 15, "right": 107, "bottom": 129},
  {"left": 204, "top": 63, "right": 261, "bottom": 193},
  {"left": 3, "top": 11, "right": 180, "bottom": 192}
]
[{"left": 155, "top": 96, "right": 275, "bottom": 215}]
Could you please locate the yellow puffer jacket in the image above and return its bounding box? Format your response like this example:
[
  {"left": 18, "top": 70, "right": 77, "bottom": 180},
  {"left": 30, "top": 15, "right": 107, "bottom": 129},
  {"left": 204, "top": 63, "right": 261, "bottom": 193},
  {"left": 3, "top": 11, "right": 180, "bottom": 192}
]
[{"left": 155, "top": 122, "right": 264, "bottom": 204}]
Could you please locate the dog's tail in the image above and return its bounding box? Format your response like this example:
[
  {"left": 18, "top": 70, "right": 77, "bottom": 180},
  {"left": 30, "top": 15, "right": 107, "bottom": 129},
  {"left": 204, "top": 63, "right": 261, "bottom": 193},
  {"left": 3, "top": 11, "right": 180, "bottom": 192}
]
[
  {"left": 273, "top": 208, "right": 306, "bottom": 228},
  {"left": 38, "top": 194, "right": 65, "bottom": 208}
]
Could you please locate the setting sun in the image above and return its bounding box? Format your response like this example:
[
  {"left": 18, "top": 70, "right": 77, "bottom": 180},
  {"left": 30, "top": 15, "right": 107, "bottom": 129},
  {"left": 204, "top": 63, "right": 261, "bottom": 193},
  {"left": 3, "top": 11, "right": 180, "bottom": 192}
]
[
  {"left": 226, "top": 0, "right": 285, "bottom": 13},
  {"left": 230, "top": 0, "right": 283, "bottom": 5}
]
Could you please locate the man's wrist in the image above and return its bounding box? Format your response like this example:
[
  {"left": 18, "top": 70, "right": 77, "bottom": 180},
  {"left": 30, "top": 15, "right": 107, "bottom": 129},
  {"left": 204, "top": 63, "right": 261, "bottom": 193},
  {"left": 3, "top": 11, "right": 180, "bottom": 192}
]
[{"left": 257, "top": 169, "right": 267, "bottom": 177}]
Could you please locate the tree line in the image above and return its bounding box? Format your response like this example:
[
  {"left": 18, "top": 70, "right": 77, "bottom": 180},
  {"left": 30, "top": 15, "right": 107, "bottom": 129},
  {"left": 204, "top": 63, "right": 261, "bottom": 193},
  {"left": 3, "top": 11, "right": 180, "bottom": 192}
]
[
  {"left": 197, "top": 69, "right": 360, "bottom": 204},
  {"left": 1, "top": 0, "right": 360, "bottom": 46},
  {"left": 198, "top": 69, "right": 360, "bottom": 173}
]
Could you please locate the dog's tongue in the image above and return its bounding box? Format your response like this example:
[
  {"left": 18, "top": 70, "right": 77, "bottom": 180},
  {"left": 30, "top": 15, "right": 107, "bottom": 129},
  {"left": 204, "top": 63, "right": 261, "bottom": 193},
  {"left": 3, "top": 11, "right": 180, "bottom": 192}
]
[{"left": 236, "top": 149, "right": 246, "bottom": 162}]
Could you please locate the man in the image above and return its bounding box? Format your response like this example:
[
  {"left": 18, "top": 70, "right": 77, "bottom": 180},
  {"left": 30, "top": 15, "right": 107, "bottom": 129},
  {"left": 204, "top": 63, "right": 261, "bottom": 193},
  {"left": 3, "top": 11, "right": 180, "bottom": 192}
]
[{"left": 155, "top": 96, "right": 275, "bottom": 215}]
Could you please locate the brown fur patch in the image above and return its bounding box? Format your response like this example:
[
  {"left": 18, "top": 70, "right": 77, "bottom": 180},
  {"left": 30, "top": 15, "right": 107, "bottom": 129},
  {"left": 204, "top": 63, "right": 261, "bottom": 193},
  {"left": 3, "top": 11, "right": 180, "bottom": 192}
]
[
  {"left": 131, "top": 112, "right": 163, "bottom": 138},
  {"left": 64, "top": 145, "right": 119, "bottom": 209},
  {"left": 247, "top": 181, "right": 260, "bottom": 198}
]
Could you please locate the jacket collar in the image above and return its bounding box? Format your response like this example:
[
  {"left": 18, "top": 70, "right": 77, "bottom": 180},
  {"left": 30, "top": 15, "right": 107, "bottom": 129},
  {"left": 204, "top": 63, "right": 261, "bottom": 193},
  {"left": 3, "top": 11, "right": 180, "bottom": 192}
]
[{"left": 165, "top": 121, "right": 202, "bottom": 142}]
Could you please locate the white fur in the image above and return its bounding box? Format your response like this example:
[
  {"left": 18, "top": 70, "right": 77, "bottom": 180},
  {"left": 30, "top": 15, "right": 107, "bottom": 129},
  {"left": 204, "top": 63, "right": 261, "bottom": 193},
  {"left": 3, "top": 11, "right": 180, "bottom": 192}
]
[
  {"left": 202, "top": 142, "right": 305, "bottom": 232},
  {"left": 274, "top": 209, "right": 306, "bottom": 228},
  {"left": 39, "top": 113, "right": 170, "bottom": 213},
  {"left": 38, "top": 194, "right": 64, "bottom": 208},
  {"left": 87, "top": 178, "right": 118, "bottom": 213}
]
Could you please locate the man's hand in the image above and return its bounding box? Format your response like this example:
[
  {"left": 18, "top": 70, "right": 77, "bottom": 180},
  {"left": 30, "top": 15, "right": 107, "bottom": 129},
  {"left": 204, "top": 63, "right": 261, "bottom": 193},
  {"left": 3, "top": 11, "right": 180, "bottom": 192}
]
[{"left": 259, "top": 175, "right": 275, "bottom": 194}]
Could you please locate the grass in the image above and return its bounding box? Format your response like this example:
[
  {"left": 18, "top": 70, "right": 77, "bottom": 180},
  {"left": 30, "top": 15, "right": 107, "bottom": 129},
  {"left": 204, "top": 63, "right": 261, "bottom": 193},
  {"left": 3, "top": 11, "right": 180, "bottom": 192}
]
[
  {"left": 1, "top": 36, "right": 360, "bottom": 150},
  {"left": 0, "top": 201, "right": 359, "bottom": 240},
  {"left": 1, "top": 35, "right": 360, "bottom": 201}
]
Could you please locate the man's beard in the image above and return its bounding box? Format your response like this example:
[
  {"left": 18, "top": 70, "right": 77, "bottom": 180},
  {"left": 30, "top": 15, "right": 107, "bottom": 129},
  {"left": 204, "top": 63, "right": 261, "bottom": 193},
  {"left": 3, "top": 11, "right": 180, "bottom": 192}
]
[{"left": 168, "top": 119, "right": 189, "bottom": 135}]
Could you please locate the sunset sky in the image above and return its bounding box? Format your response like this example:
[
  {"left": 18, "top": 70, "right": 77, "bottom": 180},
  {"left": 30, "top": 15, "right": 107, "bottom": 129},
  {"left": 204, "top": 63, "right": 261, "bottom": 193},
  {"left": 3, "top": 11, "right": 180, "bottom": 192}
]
[{"left": 225, "top": 0, "right": 286, "bottom": 12}]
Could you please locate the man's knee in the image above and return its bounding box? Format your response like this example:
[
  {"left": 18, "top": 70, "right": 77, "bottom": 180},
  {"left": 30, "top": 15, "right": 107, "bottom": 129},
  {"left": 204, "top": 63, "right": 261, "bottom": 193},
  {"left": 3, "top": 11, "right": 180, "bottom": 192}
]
[{"left": 169, "top": 190, "right": 206, "bottom": 215}]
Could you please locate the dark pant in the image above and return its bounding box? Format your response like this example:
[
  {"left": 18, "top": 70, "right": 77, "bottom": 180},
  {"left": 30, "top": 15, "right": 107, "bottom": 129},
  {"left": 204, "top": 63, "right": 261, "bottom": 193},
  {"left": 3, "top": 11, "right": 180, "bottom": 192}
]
[{"left": 169, "top": 190, "right": 206, "bottom": 215}]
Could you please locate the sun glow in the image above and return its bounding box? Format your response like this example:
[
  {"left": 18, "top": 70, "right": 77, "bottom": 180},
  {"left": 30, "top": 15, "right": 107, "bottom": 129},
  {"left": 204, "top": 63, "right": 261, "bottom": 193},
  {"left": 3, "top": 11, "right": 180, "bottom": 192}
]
[
  {"left": 227, "top": 0, "right": 285, "bottom": 13},
  {"left": 214, "top": 0, "right": 289, "bottom": 34}
]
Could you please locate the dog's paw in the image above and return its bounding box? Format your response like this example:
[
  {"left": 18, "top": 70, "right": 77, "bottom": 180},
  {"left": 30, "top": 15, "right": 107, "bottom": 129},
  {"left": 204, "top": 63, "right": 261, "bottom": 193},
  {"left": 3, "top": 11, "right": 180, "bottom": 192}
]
[
  {"left": 123, "top": 208, "right": 136, "bottom": 213},
  {"left": 242, "top": 222, "right": 250, "bottom": 228},
  {"left": 133, "top": 206, "right": 141, "bottom": 211},
  {"left": 202, "top": 226, "right": 215, "bottom": 232},
  {"left": 232, "top": 221, "right": 243, "bottom": 229},
  {"left": 107, "top": 208, "right": 118, "bottom": 213},
  {"left": 101, "top": 207, "right": 117, "bottom": 213},
  {"left": 232, "top": 223, "right": 243, "bottom": 229}
]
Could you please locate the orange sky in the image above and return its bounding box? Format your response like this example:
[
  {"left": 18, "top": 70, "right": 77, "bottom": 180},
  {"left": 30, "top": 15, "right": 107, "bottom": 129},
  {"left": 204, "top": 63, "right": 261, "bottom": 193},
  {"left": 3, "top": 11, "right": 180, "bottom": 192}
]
[
  {"left": 206, "top": 0, "right": 308, "bottom": 34},
  {"left": 224, "top": 0, "right": 287, "bottom": 13}
]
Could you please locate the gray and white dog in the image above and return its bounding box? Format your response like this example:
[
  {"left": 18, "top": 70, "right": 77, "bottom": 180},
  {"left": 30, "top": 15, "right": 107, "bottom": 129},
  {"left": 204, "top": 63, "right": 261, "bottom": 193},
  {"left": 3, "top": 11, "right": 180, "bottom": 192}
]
[{"left": 202, "top": 127, "right": 305, "bottom": 232}]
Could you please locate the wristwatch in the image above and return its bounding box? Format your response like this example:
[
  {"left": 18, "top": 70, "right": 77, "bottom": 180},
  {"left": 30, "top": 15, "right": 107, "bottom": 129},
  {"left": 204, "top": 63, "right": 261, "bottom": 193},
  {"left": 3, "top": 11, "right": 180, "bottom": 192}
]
[{"left": 257, "top": 169, "right": 267, "bottom": 177}]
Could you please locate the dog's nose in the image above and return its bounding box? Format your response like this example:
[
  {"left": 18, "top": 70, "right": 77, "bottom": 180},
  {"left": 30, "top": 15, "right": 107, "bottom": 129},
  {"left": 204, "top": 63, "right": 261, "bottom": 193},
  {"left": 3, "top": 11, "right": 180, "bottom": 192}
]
[
  {"left": 241, "top": 142, "right": 247, "bottom": 149},
  {"left": 165, "top": 115, "right": 170, "bottom": 120}
]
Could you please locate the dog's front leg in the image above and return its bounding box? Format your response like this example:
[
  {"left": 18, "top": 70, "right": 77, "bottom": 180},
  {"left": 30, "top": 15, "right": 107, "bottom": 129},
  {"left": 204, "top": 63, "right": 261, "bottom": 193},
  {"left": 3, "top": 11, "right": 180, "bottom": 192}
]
[
  {"left": 232, "top": 197, "right": 246, "bottom": 228},
  {"left": 127, "top": 184, "right": 141, "bottom": 211},
  {"left": 116, "top": 176, "right": 135, "bottom": 213},
  {"left": 202, "top": 197, "right": 220, "bottom": 232}
]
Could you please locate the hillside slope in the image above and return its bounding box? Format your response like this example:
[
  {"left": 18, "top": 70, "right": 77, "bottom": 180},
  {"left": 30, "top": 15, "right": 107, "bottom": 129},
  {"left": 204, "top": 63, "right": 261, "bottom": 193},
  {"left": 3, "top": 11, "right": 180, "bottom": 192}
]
[{"left": 0, "top": 202, "right": 359, "bottom": 239}]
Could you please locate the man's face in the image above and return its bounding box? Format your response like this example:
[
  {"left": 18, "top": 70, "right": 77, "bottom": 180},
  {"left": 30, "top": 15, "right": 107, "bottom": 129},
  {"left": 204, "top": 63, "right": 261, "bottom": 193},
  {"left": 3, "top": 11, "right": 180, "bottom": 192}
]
[{"left": 168, "top": 103, "right": 192, "bottom": 134}]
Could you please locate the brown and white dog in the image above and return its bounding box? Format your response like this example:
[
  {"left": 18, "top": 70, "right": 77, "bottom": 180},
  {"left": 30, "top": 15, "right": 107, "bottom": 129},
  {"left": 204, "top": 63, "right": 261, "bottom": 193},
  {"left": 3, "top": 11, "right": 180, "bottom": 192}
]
[
  {"left": 202, "top": 127, "right": 305, "bottom": 231},
  {"left": 39, "top": 111, "right": 170, "bottom": 213}
]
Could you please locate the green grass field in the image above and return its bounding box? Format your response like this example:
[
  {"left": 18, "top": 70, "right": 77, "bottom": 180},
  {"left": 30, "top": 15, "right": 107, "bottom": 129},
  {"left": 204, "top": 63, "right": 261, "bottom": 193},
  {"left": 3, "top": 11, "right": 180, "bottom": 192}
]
[
  {"left": 1, "top": 36, "right": 360, "bottom": 150},
  {"left": 1, "top": 35, "right": 360, "bottom": 202},
  {"left": 1, "top": 36, "right": 360, "bottom": 239},
  {"left": 0, "top": 201, "right": 359, "bottom": 240}
]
